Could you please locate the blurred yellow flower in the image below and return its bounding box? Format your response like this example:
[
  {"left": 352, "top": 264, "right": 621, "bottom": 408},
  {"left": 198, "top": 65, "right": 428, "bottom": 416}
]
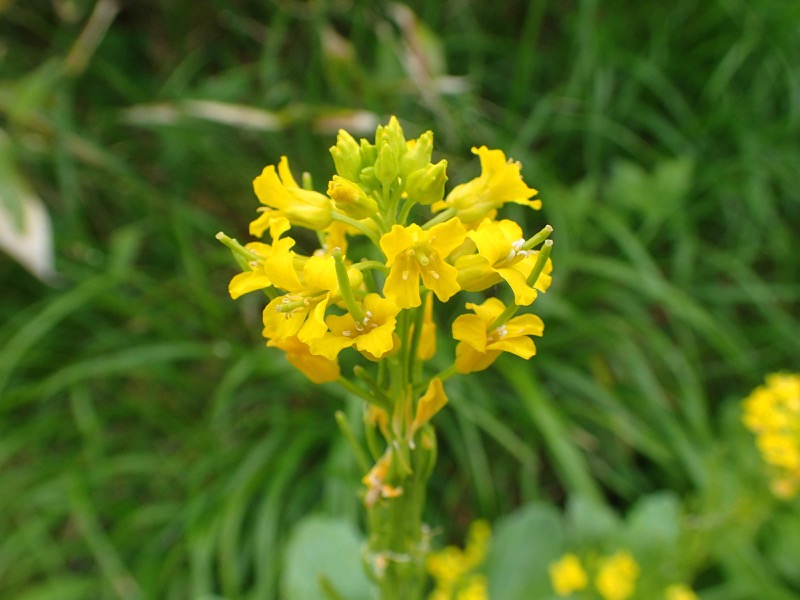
[
  {"left": 427, "top": 520, "right": 491, "bottom": 600},
  {"left": 665, "top": 583, "right": 698, "bottom": 600},
  {"left": 742, "top": 372, "right": 800, "bottom": 498},
  {"left": 595, "top": 551, "right": 640, "bottom": 600},
  {"left": 549, "top": 553, "right": 588, "bottom": 597}
]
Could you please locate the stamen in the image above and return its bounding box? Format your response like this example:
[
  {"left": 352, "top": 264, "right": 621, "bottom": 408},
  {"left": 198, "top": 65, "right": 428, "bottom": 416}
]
[
  {"left": 430, "top": 270, "right": 440, "bottom": 280},
  {"left": 343, "top": 330, "right": 351, "bottom": 337},
  {"left": 248, "top": 261, "right": 259, "bottom": 268},
  {"left": 355, "top": 322, "right": 364, "bottom": 332},
  {"left": 402, "top": 270, "right": 409, "bottom": 281}
]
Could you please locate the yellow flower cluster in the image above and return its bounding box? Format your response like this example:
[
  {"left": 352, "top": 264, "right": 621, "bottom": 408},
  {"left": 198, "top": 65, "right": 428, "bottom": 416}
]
[
  {"left": 742, "top": 372, "right": 800, "bottom": 498},
  {"left": 549, "top": 551, "right": 697, "bottom": 600},
  {"left": 219, "top": 115, "right": 552, "bottom": 389},
  {"left": 427, "top": 520, "right": 491, "bottom": 600}
]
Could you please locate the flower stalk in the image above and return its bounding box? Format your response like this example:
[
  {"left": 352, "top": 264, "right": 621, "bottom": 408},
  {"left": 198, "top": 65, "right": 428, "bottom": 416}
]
[{"left": 218, "top": 117, "right": 553, "bottom": 599}]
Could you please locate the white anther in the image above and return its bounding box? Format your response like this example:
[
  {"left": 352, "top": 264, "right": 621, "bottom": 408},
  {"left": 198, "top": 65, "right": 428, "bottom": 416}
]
[
  {"left": 366, "top": 311, "right": 374, "bottom": 318},
  {"left": 355, "top": 322, "right": 364, "bottom": 332},
  {"left": 430, "top": 270, "right": 440, "bottom": 280},
  {"left": 248, "top": 261, "right": 259, "bottom": 268},
  {"left": 495, "top": 324, "right": 508, "bottom": 338},
  {"left": 343, "top": 330, "right": 351, "bottom": 337},
  {"left": 370, "top": 323, "right": 378, "bottom": 329},
  {"left": 402, "top": 270, "right": 409, "bottom": 281},
  {"left": 281, "top": 297, "right": 292, "bottom": 304}
]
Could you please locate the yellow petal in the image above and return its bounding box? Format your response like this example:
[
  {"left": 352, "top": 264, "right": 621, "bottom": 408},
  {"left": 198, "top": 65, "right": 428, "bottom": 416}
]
[
  {"left": 380, "top": 224, "right": 416, "bottom": 265},
  {"left": 229, "top": 270, "right": 272, "bottom": 299},
  {"left": 383, "top": 255, "right": 421, "bottom": 308},
  {"left": 427, "top": 217, "right": 467, "bottom": 257},
  {"left": 452, "top": 313, "right": 488, "bottom": 353},
  {"left": 412, "top": 378, "right": 448, "bottom": 431},
  {"left": 420, "top": 260, "right": 460, "bottom": 302}
]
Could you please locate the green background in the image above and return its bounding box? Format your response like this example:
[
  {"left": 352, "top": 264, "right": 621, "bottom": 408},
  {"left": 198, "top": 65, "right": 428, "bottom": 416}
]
[{"left": 1, "top": 1, "right": 798, "bottom": 598}]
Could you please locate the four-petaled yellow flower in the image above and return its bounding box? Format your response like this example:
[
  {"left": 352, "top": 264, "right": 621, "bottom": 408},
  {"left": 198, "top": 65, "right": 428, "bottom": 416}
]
[
  {"left": 452, "top": 298, "right": 544, "bottom": 374},
  {"left": 227, "top": 236, "right": 296, "bottom": 299},
  {"left": 462, "top": 218, "right": 546, "bottom": 306},
  {"left": 432, "top": 146, "right": 540, "bottom": 227},
  {"left": 380, "top": 217, "right": 467, "bottom": 308},
  {"left": 310, "top": 293, "right": 400, "bottom": 360},
  {"left": 549, "top": 553, "right": 589, "bottom": 597},
  {"left": 250, "top": 157, "right": 333, "bottom": 239},
  {"left": 261, "top": 253, "right": 362, "bottom": 345}
]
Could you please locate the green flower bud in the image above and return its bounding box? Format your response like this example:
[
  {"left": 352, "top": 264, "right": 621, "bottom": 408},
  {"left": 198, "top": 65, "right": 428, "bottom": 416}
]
[
  {"left": 380, "top": 116, "right": 408, "bottom": 161},
  {"left": 328, "top": 175, "right": 379, "bottom": 219},
  {"left": 359, "top": 139, "right": 377, "bottom": 167},
  {"left": 400, "top": 130, "right": 433, "bottom": 179},
  {"left": 374, "top": 142, "right": 399, "bottom": 187},
  {"left": 329, "top": 129, "right": 361, "bottom": 181},
  {"left": 404, "top": 159, "right": 448, "bottom": 205}
]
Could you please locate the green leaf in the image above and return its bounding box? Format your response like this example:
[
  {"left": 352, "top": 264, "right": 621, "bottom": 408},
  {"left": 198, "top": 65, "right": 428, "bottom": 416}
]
[
  {"left": 281, "top": 515, "right": 373, "bottom": 600},
  {"left": 624, "top": 492, "right": 681, "bottom": 563},
  {"left": 566, "top": 495, "right": 621, "bottom": 547},
  {"left": 486, "top": 503, "right": 563, "bottom": 600}
]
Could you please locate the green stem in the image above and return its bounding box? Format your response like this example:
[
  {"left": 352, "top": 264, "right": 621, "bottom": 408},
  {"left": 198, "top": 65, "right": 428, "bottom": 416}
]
[
  {"left": 421, "top": 207, "right": 455, "bottom": 230},
  {"left": 331, "top": 212, "right": 381, "bottom": 246},
  {"left": 333, "top": 248, "right": 365, "bottom": 322}
]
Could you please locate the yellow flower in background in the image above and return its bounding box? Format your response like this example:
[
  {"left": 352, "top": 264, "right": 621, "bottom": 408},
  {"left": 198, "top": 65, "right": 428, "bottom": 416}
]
[
  {"left": 266, "top": 335, "right": 340, "bottom": 384},
  {"left": 452, "top": 298, "right": 544, "bottom": 374},
  {"left": 250, "top": 157, "right": 333, "bottom": 238},
  {"left": 310, "top": 293, "right": 399, "bottom": 360},
  {"left": 380, "top": 218, "right": 467, "bottom": 308},
  {"left": 427, "top": 520, "right": 491, "bottom": 600},
  {"left": 741, "top": 372, "right": 800, "bottom": 498},
  {"left": 432, "top": 146, "right": 540, "bottom": 226},
  {"left": 664, "top": 583, "right": 698, "bottom": 600},
  {"left": 595, "top": 551, "right": 640, "bottom": 600},
  {"left": 549, "top": 553, "right": 588, "bottom": 597}
]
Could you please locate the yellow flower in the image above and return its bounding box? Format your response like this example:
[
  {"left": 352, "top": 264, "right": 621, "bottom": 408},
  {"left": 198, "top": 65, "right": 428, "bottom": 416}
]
[
  {"left": 432, "top": 146, "right": 539, "bottom": 226},
  {"left": 310, "top": 293, "right": 399, "bottom": 360},
  {"left": 452, "top": 298, "right": 544, "bottom": 374},
  {"left": 664, "top": 584, "right": 698, "bottom": 600},
  {"left": 266, "top": 335, "right": 340, "bottom": 384},
  {"left": 595, "top": 551, "right": 640, "bottom": 600},
  {"left": 549, "top": 553, "right": 588, "bottom": 597},
  {"left": 250, "top": 157, "right": 333, "bottom": 238},
  {"left": 380, "top": 217, "right": 467, "bottom": 308},
  {"left": 427, "top": 520, "right": 491, "bottom": 600},
  {"left": 227, "top": 236, "right": 296, "bottom": 299},
  {"left": 741, "top": 372, "right": 800, "bottom": 498},
  {"left": 462, "top": 218, "right": 548, "bottom": 306},
  {"left": 261, "top": 253, "right": 362, "bottom": 344}
]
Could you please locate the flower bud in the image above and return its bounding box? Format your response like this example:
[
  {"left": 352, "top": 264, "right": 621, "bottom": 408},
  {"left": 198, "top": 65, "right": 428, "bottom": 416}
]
[
  {"left": 400, "top": 130, "right": 433, "bottom": 179},
  {"left": 329, "top": 129, "right": 361, "bottom": 181},
  {"left": 328, "top": 175, "right": 379, "bottom": 219},
  {"left": 404, "top": 159, "right": 448, "bottom": 205},
  {"left": 374, "top": 142, "right": 399, "bottom": 187}
]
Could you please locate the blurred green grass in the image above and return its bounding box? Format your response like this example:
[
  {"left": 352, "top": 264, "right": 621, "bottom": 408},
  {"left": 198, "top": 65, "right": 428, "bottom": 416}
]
[{"left": 1, "top": 1, "right": 799, "bottom": 598}]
